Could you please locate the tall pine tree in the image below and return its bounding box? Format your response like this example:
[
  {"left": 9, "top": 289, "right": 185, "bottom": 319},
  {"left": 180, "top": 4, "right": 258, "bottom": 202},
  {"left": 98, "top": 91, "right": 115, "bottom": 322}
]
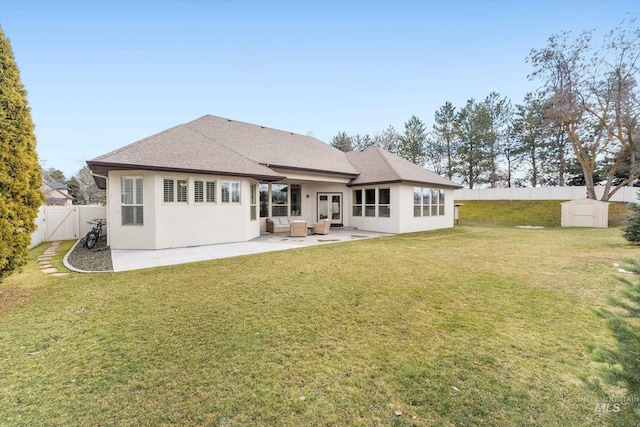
[
  {"left": 0, "top": 27, "right": 45, "bottom": 281},
  {"left": 398, "top": 115, "right": 427, "bottom": 166}
]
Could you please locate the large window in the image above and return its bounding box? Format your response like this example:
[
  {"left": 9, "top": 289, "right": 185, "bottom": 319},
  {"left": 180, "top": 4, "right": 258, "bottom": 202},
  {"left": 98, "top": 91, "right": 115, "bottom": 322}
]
[
  {"left": 365, "top": 189, "right": 376, "bottom": 217},
  {"left": 261, "top": 183, "right": 303, "bottom": 217},
  {"left": 221, "top": 181, "right": 240, "bottom": 204},
  {"left": 352, "top": 187, "right": 390, "bottom": 218},
  {"left": 164, "top": 178, "right": 188, "bottom": 203},
  {"left": 353, "top": 189, "right": 362, "bottom": 216},
  {"left": 271, "top": 183, "right": 288, "bottom": 216},
  {"left": 121, "top": 177, "right": 143, "bottom": 225},
  {"left": 259, "top": 183, "right": 269, "bottom": 217},
  {"left": 290, "top": 184, "right": 302, "bottom": 216},
  {"left": 414, "top": 187, "right": 445, "bottom": 217},
  {"left": 378, "top": 188, "right": 390, "bottom": 217},
  {"left": 194, "top": 180, "right": 216, "bottom": 204},
  {"left": 250, "top": 183, "right": 257, "bottom": 220}
]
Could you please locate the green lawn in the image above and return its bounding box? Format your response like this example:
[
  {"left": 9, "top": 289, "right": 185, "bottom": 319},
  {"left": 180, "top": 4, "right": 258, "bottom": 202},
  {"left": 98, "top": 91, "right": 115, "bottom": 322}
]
[
  {"left": 456, "top": 199, "right": 630, "bottom": 227},
  {"left": 1, "top": 226, "right": 638, "bottom": 426}
]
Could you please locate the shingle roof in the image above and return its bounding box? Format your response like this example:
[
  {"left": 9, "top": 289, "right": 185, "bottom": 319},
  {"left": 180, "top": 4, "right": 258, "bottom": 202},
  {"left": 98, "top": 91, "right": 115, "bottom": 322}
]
[
  {"left": 184, "top": 115, "right": 359, "bottom": 176},
  {"left": 345, "top": 146, "right": 462, "bottom": 188},
  {"left": 43, "top": 179, "right": 69, "bottom": 190},
  {"left": 87, "top": 115, "right": 460, "bottom": 190},
  {"left": 87, "top": 120, "right": 284, "bottom": 186}
]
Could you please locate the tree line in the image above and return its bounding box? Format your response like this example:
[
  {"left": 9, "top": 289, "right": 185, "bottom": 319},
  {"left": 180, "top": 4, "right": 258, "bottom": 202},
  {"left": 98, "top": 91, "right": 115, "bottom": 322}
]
[{"left": 331, "top": 18, "right": 640, "bottom": 202}]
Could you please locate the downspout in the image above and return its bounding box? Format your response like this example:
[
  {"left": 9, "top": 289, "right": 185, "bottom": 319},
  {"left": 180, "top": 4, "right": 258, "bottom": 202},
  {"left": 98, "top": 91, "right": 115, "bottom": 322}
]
[{"left": 90, "top": 171, "right": 110, "bottom": 247}]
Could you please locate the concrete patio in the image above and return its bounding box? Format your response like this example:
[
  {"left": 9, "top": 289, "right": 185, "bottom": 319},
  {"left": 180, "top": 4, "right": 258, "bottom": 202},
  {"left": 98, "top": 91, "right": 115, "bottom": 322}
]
[{"left": 110, "top": 227, "right": 391, "bottom": 272}]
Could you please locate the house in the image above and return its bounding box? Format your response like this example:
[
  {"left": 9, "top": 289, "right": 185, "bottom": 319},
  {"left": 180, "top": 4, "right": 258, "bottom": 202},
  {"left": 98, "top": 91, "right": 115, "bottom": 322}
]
[
  {"left": 87, "top": 115, "right": 462, "bottom": 250},
  {"left": 42, "top": 179, "right": 74, "bottom": 206}
]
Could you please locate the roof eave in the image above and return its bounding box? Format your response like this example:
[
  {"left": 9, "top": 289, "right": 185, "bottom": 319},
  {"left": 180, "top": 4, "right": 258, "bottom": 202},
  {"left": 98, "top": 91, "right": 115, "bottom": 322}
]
[
  {"left": 87, "top": 161, "right": 284, "bottom": 189},
  {"left": 267, "top": 164, "right": 359, "bottom": 179},
  {"left": 347, "top": 179, "right": 463, "bottom": 189}
]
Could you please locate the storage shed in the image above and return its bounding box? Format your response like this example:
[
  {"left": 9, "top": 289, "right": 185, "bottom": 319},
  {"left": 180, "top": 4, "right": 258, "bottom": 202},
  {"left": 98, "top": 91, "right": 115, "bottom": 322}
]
[{"left": 561, "top": 199, "right": 609, "bottom": 228}]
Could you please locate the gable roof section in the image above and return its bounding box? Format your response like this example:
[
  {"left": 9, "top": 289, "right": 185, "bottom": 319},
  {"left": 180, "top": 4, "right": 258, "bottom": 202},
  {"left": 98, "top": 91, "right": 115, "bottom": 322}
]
[
  {"left": 345, "top": 146, "right": 462, "bottom": 188},
  {"left": 184, "top": 115, "right": 359, "bottom": 176},
  {"left": 87, "top": 122, "right": 284, "bottom": 187}
]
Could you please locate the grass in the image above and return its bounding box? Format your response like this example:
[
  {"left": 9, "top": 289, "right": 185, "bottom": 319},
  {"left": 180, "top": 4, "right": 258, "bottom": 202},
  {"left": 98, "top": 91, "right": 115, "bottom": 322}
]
[
  {"left": 1, "top": 225, "right": 638, "bottom": 425},
  {"left": 456, "top": 199, "right": 630, "bottom": 227}
]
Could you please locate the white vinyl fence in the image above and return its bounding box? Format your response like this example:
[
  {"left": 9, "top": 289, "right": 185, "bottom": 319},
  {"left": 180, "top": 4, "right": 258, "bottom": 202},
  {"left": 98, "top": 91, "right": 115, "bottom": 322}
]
[
  {"left": 454, "top": 186, "right": 640, "bottom": 204},
  {"left": 30, "top": 205, "right": 107, "bottom": 249}
]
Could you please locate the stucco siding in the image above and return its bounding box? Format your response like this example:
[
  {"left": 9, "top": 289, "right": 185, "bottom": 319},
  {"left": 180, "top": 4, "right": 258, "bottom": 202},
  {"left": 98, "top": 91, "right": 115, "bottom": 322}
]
[
  {"left": 108, "top": 170, "right": 157, "bottom": 250},
  {"left": 396, "top": 185, "right": 455, "bottom": 233},
  {"left": 348, "top": 183, "right": 402, "bottom": 233},
  {"left": 108, "top": 171, "right": 259, "bottom": 250}
]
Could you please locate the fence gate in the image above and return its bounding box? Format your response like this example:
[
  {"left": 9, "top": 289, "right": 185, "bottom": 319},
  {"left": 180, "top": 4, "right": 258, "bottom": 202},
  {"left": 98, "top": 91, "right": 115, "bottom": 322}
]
[{"left": 45, "top": 206, "right": 79, "bottom": 241}]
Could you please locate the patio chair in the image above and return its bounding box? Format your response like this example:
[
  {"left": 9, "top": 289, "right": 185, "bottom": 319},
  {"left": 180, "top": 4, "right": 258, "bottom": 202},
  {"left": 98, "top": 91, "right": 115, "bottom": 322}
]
[
  {"left": 290, "top": 220, "right": 308, "bottom": 237},
  {"left": 311, "top": 219, "right": 331, "bottom": 235}
]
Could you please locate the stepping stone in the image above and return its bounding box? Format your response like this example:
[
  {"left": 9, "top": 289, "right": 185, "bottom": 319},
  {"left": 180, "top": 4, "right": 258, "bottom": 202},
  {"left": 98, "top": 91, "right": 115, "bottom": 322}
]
[
  {"left": 41, "top": 268, "right": 58, "bottom": 274},
  {"left": 39, "top": 263, "right": 54, "bottom": 269},
  {"left": 51, "top": 273, "right": 70, "bottom": 277}
]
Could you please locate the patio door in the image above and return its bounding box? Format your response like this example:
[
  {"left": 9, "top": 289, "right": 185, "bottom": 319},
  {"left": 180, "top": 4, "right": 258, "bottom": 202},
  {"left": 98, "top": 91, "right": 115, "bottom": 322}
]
[{"left": 317, "top": 193, "right": 342, "bottom": 225}]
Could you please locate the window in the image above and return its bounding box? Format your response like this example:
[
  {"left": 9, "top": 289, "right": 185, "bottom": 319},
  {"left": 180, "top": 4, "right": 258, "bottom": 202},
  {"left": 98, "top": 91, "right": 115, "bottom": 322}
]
[
  {"left": 365, "top": 188, "right": 376, "bottom": 217},
  {"left": 164, "top": 178, "right": 188, "bottom": 203},
  {"left": 353, "top": 189, "right": 362, "bottom": 216},
  {"left": 378, "top": 188, "right": 390, "bottom": 217},
  {"left": 290, "top": 184, "right": 302, "bottom": 216},
  {"left": 206, "top": 181, "right": 216, "bottom": 203},
  {"left": 414, "top": 188, "right": 421, "bottom": 217},
  {"left": 431, "top": 189, "right": 439, "bottom": 216},
  {"left": 121, "top": 177, "right": 143, "bottom": 225},
  {"left": 259, "top": 183, "right": 269, "bottom": 217},
  {"left": 271, "top": 183, "right": 288, "bottom": 216},
  {"left": 250, "top": 183, "right": 257, "bottom": 220},
  {"left": 194, "top": 180, "right": 216, "bottom": 203},
  {"left": 413, "top": 187, "right": 445, "bottom": 217},
  {"left": 221, "top": 181, "right": 240, "bottom": 204},
  {"left": 423, "top": 188, "right": 430, "bottom": 217}
]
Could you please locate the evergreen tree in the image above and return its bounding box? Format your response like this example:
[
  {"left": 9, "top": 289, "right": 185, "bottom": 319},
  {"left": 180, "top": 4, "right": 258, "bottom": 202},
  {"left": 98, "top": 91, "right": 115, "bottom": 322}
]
[
  {"left": 0, "top": 27, "right": 45, "bottom": 281},
  {"left": 349, "top": 134, "right": 374, "bottom": 151},
  {"left": 592, "top": 258, "right": 640, "bottom": 425},
  {"left": 512, "top": 94, "right": 547, "bottom": 187},
  {"left": 455, "top": 99, "right": 490, "bottom": 189},
  {"left": 482, "top": 92, "right": 512, "bottom": 187},
  {"left": 41, "top": 167, "right": 66, "bottom": 184},
  {"left": 398, "top": 115, "right": 427, "bottom": 166},
  {"left": 373, "top": 125, "right": 400, "bottom": 154},
  {"left": 622, "top": 197, "right": 640, "bottom": 244},
  {"left": 330, "top": 131, "right": 352, "bottom": 152},
  {"left": 432, "top": 101, "right": 458, "bottom": 180}
]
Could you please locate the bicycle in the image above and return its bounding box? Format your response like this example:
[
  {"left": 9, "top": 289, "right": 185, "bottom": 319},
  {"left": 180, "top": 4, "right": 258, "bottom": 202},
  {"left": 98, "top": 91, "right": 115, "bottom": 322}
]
[{"left": 82, "top": 219, "right": 106, "bottom": 249}]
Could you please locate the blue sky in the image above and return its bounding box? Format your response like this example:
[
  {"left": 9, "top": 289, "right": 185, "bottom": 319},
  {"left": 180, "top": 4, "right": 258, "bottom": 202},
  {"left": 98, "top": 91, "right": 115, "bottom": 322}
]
[{"left": 0, "top": 0, "right": 637, "bottom": 177}]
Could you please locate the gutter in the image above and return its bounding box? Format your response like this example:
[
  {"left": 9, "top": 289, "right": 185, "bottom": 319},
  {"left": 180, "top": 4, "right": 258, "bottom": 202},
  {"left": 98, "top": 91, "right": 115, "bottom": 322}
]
[{"left": 89, "top": 171, "right": 110, "bottom": 247}]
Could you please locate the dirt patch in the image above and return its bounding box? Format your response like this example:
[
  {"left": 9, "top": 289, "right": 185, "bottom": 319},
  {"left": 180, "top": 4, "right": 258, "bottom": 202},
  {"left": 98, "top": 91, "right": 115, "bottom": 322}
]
[{"left": 66, "top": 236, "right": 113, "bottom": 272}]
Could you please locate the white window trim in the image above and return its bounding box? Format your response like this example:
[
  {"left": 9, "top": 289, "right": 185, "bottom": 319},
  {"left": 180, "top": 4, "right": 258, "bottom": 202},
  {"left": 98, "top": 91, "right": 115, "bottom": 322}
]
[
  {"left": 413, "top": 187, "right": 445, "bottom": 217},
  {"left": 163, "top": 177, "right": 189, "bottom": 204},
  {"left": 221, "top": 180, "right": 241, "bottom": 204},
  {"left": 194, "top": 179, "right": 217, "bottom": 204},
  {"left": 378, "top": 188, "right": 391, "bottom": 218},
  {"left": 121, "top": 176, "right": 144, "bottom": 225}
]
